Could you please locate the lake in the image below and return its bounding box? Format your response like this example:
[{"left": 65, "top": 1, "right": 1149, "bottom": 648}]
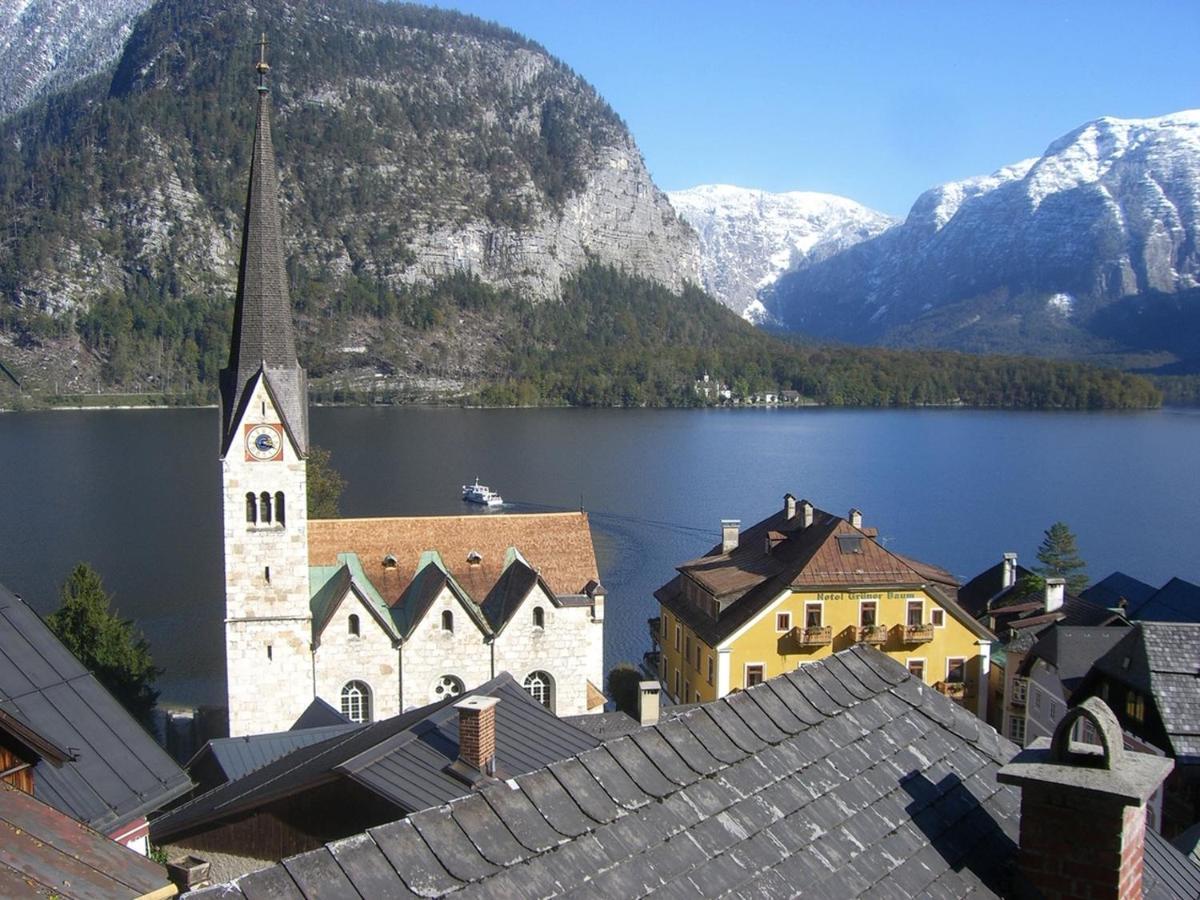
[{"left": 1, "top": 405, "right": 1197, "bottom": 708}]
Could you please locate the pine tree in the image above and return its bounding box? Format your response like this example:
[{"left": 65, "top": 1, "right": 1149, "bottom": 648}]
[
  {"left": 46, "top": 563, "right": 159, "bottom": 728},
  {"left": 1025, "top": 522, "right": 1089, "bottom": 595}
]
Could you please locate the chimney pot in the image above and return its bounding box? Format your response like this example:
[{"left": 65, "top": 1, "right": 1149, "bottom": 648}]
[
  {"left": 997, "top": 697, "right": 1172, "bottom": 900},
  {"left": 849, "top": 508, "right": 863, "bottom": 529},
  {"left": 455, "top": 696, "right": 500, "bottom": 775},
  {"left": 721, "top": 519, "right": 740, "bottom": 554},
  {"left": 637, "top": 681, "right": 660, "bottom": 726},
  {"left": 1002, "top": 552, "right": 1018, "bottom": 589},
  {"left": 1044, "top": 577, "right": 1065, "bottom": 613},
  {"left": 784, "top": 493, "right": 797, "bottom": 520},
  {"left": 799, "top": 500, "right": 814, "bottom": 529}
]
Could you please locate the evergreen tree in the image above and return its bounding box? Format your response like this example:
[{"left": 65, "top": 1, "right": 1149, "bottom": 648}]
[
  {"left": 46, "top": 563, "right": 159, "bottom": 728},
  {"left": 1024, "top": 522, "right": 1089, "bottom": 595},
  {"left": 606, "top": 663, "right": 642, "bottom": 718},
  {"left": 307, "top": 445, "right": 346, "bottom": 519}
]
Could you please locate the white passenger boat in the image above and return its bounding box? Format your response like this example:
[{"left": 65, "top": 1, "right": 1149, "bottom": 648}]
[{"left": 462, "top": 478, "right": 504, "bottom": 507}]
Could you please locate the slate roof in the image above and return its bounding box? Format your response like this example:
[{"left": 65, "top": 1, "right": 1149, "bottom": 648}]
[
  {"left": 656, "top": 501, "right": 988, "bottom": 648},
  {"left": 0, "top": 783, "right": 172, "bottom": 899},
  {"left": 219, "top": 77, "right": 308, "bottom": 457},
  {"left": 308, "top": 512, "right": 600, "bottom": 601},
  {"left": 0, "top": 583, "right": 192, "bottom": 834},
  {"left": 1082, "top": 622, "right": 1200, "bottom": 762},
  {"left": 190, "top": 722, "right": 361, "bottom": 790},
  {"left": 1017, "top": 624, "right": 1131, "bottom": 691},
  {"left": 1131, "top": 577, "right": 1200, "bottom": 623},
  {"left": 188, "top": 645, "right": 1200, "bottom": 899},
  {"left": 152, "top": 673, "right": 598, "bottom": 844},
  {"left": 957, "top": 559, "right": 1033, "bottom": 619},
  {"left": 1082, "top": 571, "right": 1158, "bottom": 612}
]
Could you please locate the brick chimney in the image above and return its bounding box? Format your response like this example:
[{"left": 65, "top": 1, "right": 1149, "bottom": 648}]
[
  {"left": 638, "top": 680, "right": 660, "bottom": 726},
  {"left": 455, "top": 696, "right": 499, "bottom": 776},
  {"left": 721, "top": 519, "right": 740, "bottom": 554},
  {"left": 799, "top": 499, "right": 814, "bottom": 529},
  {"left": 784, "top": 493, "right": 797, "bottom": 520},
  {"left": 848, "top": 508, "right": 863, "bottom": 529},
  {"left": 1002, "top": 552, "right": 1018, "bottom": 589},
  {"left": 997, "top": 697, "right": 1172, "bottom": 900},
  {"left": 1045, "top": 577, "right": 1066, "bottom": 613}
]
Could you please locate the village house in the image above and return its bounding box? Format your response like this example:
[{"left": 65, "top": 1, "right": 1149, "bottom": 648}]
[
  {"left": 218, "top": 46, "right": 603, "bottom": 736},
  {"left": 650, "top": 495, "right": 994, "bottom": 718}
]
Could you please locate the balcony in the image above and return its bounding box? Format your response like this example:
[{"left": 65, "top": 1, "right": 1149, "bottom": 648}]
[
  {"left": 1011, "top": 678, "right": 1028, "bottom": 707},
  {"left": 935, "top": 680, "right": 967, "bottom": 700},
  {"left": 897, "top": 623, "right": 935, "bottom": 644},
  {"left": 856, "top": 625, "right": 888, "bottom": 645},
  {"left": 790, "top": 625, "right": 832, "bottom": 647}
]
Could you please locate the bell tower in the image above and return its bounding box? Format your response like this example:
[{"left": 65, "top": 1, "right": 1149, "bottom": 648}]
[{"left": 219, "top": 36, "right": 313, "bottom": 736}]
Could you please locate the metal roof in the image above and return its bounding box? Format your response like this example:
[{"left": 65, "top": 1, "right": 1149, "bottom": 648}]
[
  {"left": 0, "top": 582, "right": 192, "bottom": 834},
  {"left": 191, "top": 646, "right": 1200, "bottom": 899},
  {"left": 152, "top": 673, "right": 598, "bottom": 844},
  {"left": 202, "top": 723, "right": 361, "bottom": 784}
]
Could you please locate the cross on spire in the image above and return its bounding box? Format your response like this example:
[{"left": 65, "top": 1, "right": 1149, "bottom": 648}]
[{"left": 256, "top": 33, "right": 270, "bottom": 91}]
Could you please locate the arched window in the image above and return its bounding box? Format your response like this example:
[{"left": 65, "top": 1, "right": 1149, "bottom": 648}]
[
  {"left": 348, "top": 614, "right": 360, "bottom": 637},
  {"left": 275, "top": 492, "right": 285, "bottom": 526},
  {"left": 431, "top": 675, "right": 464, "bottom": 702},
  {"left": 441, "top": 610, "right": 454, "bottom": 633},
  {"left": 245, "top": 493, "right": 257, "bottom": 524},
  {"left": 340, "top": 681, "right": 372, "bottom": 723},
  {"left": 524, "top": 671, "right": 554, "bottom": 711},
  {"left": 259, "top": 491, "right": 272, "bottom": 524},
  {"left": 533, "top": 606, "right": 545, "bottom": 629}
]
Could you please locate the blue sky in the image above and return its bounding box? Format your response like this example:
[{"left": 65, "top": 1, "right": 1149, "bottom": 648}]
[{"left": 425, "top": 1, "right": 1199, "bottom": 216}]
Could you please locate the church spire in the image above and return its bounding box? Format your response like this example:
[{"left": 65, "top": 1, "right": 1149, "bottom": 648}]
[{"left": 220, "top": 34, "right": 308, "bottom": 456}]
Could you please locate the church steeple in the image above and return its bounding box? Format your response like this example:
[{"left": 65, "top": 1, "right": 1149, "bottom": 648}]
[{"left": 220, "top": 34, "right": 308, "bottom": 457}]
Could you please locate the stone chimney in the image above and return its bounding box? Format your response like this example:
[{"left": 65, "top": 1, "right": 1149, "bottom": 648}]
[
  {"left": 799, "top": 499, "right": 814, "bottom": 529},
  {"left": 784, "top": 493, "right": 797, "bottom": 520},
  {"left": 721, "top": 519, "right": 740, "bottom": 554},
  {"left": 998, "top": 697, "right": 1172, "bottom": 900},
  {"left": 1002, "top": 552, "right": 1018, "bottom": 589},
  {"left": 638, "top": 681, "right": 660, "bottom": 726},
  {"left": 1045, "top": 577, "right": 1066, "bottom": 613},
  {"left": 848, "top": 508, "right": 863, "bottom": 529},
  {"left": 455, "top": 696, "right": 499, "bottom": 776}
]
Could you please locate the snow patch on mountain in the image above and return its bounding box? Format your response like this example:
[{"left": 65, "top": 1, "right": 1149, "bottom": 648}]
[{"left": 667, "top": 184, "right": 896, "bottom": 318}]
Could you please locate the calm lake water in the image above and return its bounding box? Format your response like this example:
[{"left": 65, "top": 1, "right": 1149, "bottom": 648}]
[{"left": 1, "top": 406, "right": 1197, "bottom": 707}]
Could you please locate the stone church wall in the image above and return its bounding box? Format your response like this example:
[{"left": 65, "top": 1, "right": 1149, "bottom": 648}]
[
  {"left": 400, "top": 585, "right": 493, "bottom": 709},
  {"left": 313, "top": 594, "right": 400, "bottom": 721}
]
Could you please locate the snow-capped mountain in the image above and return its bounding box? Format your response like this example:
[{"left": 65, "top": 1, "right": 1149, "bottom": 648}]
[
  {"left": 667, "top": 184, "right": 896, "bottom": 321},
  {"left": 763, "top": 111, "right": 1200, "bottom": 364},
  {"left": 0, "top": 0, "right": 151, "bottom": 120}
]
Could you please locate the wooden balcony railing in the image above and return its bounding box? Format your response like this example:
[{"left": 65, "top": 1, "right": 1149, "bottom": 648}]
[
  {"left": 791, "top": 625, "right": 832, "bottom": 647},
  {"left": 899, "top": 623, "right": 935, "bottom": 644},
  {"left": 935, "top": 681, "right": 968, "bottom": 700},
  {"left": 856, "top": 625, "right": 888, "bottom": 645}
]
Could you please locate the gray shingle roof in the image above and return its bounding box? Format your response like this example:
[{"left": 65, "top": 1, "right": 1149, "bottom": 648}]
[
  {"left": 152, "top": 673, "right": 598, "bottom": 844},
  {"left": 189, "top": 646, "right": 1200, "bottom": 899},
  {"left": 0, "top": 583, "right": 192, "bottom": 834},
  {"left": 219, "top": 82, "right": 307, "bottom": 458},
  {"left": 1019, "top": 624, "right": 1132, "bottom": 691},
  {"left": 1133, "top": 577, "right": 1200, "bottom": 623}
]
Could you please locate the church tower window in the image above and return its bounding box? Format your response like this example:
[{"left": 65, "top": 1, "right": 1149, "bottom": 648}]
[
  {"left": 275, "top": 491, "right": 285, "bottom": 526},
  {"left": 259, "top": 491, "right": 272, "bottom": 523},
  {"left": 245, "top": 493, "right": 257, "bottom": 524}
]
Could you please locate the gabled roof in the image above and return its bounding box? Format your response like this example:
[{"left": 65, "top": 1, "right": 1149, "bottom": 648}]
[
  {"left": 0, "top": 784, "right": 172, "bottom": 899},
  {"left": 191, "top": 646, "right": 1200, "bottom": 900},
  {"left": 958, "top": 559, "right": 1034, "bottom": 618},
  {"left": 151, "top": 673, "right": 599, "bottom": 844},
  {"left": 1018, "top": 624, "right": 1132, "bottom": 691},
  {"left": 1082, "top": 571, "right": 1158, "bottom": 612},
  {"left": 1082, "top": 622, "right": 1200, "bottom": 761},
  {"left": 1131, "top": 577, "right": 1200, "bottom": 623},
  {"left": 657, "top": 501, "right": 989, "bottom": 647},
  {"left": 0, "top": 583, "right": 192, "bottom": 834},
  {"left": 480, "top": 549, "right": 560, "bottom": 635},
  {"left": 309, "top": 553, "right": 401, "bottom": 644},
  {"left": 189, "top": 722, "right": 360, "bottom": 789},
  {"left": 291, "top": 697, "right": 351, "bottom": 731},
  {"left": 392, "top": 551, "right": 492, "bottom": 640},
  {"left": 308, "top": 512, "right": 599, "bottom": 601}
]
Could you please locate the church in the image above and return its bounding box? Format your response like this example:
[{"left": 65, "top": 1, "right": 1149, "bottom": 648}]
[{"left": 218, "top": 45, "right": 605, "bottom": 737}]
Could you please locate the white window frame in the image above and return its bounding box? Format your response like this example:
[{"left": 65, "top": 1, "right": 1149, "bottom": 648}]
[
  {"left": 340, "top": 680, "right": 372, "bottom": 724},
  {"left": 804, "top": 601, "right": 823, "bottom": 629},
  {"left": 675, "top": 624, "right": 681, "bottom": 652},
  {"left": 674, "top": 668, "right": 681, "bottom": 702},
  {"left": 906, "top": 658, "right": 927, "bottom": 682},
  {"left": 706, "top": 654, "right": 714, "bottom": 686},
  {"left": 1009, "top": 715, "right": 1026, "bottom": 745},
  {"left": 776, "top": 611, "right": 792, "bottom": 632},
  {"left": 1012, "top": 676, "right": 1028, "bottom": 704},
  {"left": 930, "top": 608, "right": 945, "bottom": 628},
  {"left": 945, "top": 657, "right": 966, "bottom": 683},
  {"left": 906, "top": 599, "right": 925, "bottom": 627},
  {"left": 744, "top": 662, "right": 766, "bottom": 688},
  {"left": 859, "top": 599, "right": 878, "bottom": 628},
  {"left": 524, "top": 670, "right": 554, "bottom": 711}
]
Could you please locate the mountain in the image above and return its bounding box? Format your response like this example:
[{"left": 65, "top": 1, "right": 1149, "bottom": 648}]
[
  {"left": 763, "top": 111, "right": 1200, "bottom": 369},
  {"left": 0, "top": 0, "right": 151, "bottom": 120},
  {"left": 667, "top": 184, "right": 895, "bottom": 322},
  {"left": 0, "top": 0, "right": 700, "bottom": 396}
]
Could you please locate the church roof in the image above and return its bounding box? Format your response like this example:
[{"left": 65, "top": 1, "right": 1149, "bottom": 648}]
[
  {"left": 308, "top": 512, "right": 600, "bottom": 603},
  {"left": 219, "top": 64, "right": 307, "bottom": 457}
]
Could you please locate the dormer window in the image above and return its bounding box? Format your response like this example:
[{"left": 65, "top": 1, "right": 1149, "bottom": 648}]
[
  {"left": 467, "top": 551, "right": 482, "bottom": 566},
  {"left": 836, "top": 535, "right": 863, "bottom": 554}
]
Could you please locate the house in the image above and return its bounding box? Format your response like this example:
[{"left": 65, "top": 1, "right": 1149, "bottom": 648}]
[
  {"left": 1083, "top": 571, "right": 1200, "bottom": 623},
  {"left": 959, "top": 551, "right": 1124, "bottom": 744},
  {"left": 150, "top": 672, "right": 599, "bottom": 882},
  {"left": 190, "top": 646, "right": 1200, "bottom": 900},
  {"left": 0, "top": 581, "right": 192, "bottom": 854},
  {"left": 0, "top": 783, "right": 176, "bottom": 898},
  {"left": 1072, "top": 622, "right": 1200, "bottom": 836},
  {"left": 217, "top": 48, "right": 604, "bottom": 736},
  {"left": 651, "top": 495, "right": 994, "bottom": 718}
]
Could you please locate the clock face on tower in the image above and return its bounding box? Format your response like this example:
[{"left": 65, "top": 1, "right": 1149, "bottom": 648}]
[{"left": 245, "top": 424, "right": 284, "bottom": 462}]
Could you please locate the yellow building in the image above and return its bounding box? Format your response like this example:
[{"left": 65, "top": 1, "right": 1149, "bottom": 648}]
[{"left": 651, "top": 495, "right": 995, "bottom": 719}]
